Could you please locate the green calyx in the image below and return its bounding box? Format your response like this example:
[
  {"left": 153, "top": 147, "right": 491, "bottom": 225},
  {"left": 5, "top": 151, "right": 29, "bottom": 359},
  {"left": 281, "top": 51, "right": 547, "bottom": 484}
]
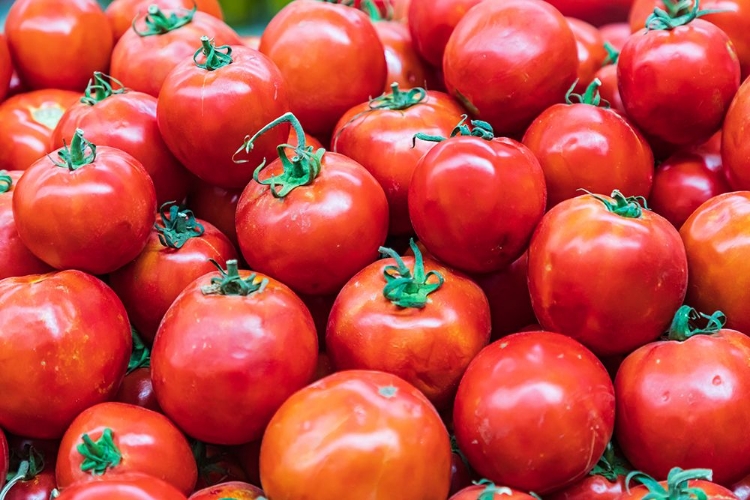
[
  {"left": 590, "top": 442, "right": 631, "bottom": 482},
  {"left": 667, "top": 305, "right": 725, "bottom": 342},
  {"left": 132, "top": 2, "right": 196, "bottom": 36},
  {"left": 5, "top": 445, "right": 46, "bottom": 487},
  {"left": 473, "top": 479, "right": 514, "bottom": 500},
  {"left": 233, "top": 112, "right": 325, "bottom": 199},
  {"left": 589, "top": 189, "right": 649, "bottom": 219},
  {"left": 646, "top": 0, "right": 724, "bottom": 31},
  {"left": 127, "top": 327, "right": 151, "bottom": 374},
  {"left": 0, "top": 171, "right": 11, "bottom": 194},
  {"left": 603, "top": 41, "right": 620, "bottom": 65},
  {"left": 51, "top": 129, "right": 97, "bottom": 171},
  {"left": 78, "top": 428, "right": 122, "bottom": 476},
  {"left": 81, "top": 72, "right": 128, "bottom": 106},
  {"left": 626, "top": 467, "right": 713, "bottom": 500},
  {"left": 413, "top": 114, "right": 495, "bottom": 145},
  {"left": 566, "top": 79, "right": 610, "bottom": 108},
  {"left": 378, "top": 239, "right": 444, "bottom": 309},
  {"left": 154, "top": 201, "right": 205, "bottom": 249},
  {"left": 201, "top": 259, "right": 268, "bottom": 296},
  {"left": 370, "top": 83, "right": 427, "bottom": 111},
  {"left": 193, "top": 35, "right": 233, "bottom": 71}
]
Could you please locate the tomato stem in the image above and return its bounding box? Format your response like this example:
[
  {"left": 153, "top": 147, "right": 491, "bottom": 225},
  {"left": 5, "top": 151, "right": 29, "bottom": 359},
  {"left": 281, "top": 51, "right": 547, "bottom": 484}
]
[
  {"left": 201, "top": 260, "right": 269, "bottom": 296},
  {"left": 626, "top": 468, "right": 712, "bottom": 500},
  {"left": 378, "top": 239, "right": 444, "bottom": 309},
  {"left": 193, "top": 36, "right": 233, "bottom": 71},
  {"left": 0, "top": 171, "right": 11, "bottom": 194},
  {"left": 372, "top": 83, "right": 427, "bottom": 111},
  {"left": 588, "top": 189, "right": 648, "bottom": 219},
  {"left": 132, "top": 2, "right": 197, "bottom": 37},
  {"left": 154, "top": 201, "right": 205, "bottom": 249},
  {"left": 473, "top": 479, "right": 514, "bottom": 500},
  {"left": 413, "top": 115, "right": 495, "bottom": 146},
  {"left": 81, "top": 72, "right": 128, "bottom": 106},
  {"left": 0, "top": 460, "right": 29, "bottom": 499},
  {"left": 566, "top": 79, "right": 609, "bottom": 108},
  {"left": 127, "top": 327, "right": 151, "bottom": 374},
  {"left": 645, "top": 0, "right": 725, "bottom": 30},
  {"left": 603, "top": 42, "right": 619, "bottom": 66},
  {"left": 589, "top": 442, "right": 630, "bottom": 482},
  {"left": 52, "top": 129, "right": 97, "bottom": 171},
  {"left": 78, "top": 428, "right": 122, "bottom": 476},
  {"left": 667, "top": 305, "right": 726, "bottom": 341}
]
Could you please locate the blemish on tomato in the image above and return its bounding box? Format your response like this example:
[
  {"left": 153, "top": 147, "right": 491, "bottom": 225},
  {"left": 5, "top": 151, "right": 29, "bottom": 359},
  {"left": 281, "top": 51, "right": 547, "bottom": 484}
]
[{"left": 378, "top": 385, "right": 398, "bottom": 398}]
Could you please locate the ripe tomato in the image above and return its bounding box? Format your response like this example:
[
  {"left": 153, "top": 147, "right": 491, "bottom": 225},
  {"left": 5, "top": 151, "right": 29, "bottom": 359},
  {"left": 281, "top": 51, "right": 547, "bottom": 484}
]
[
  {"left": 51, "top": 73, "right": 191, "bottom": 205},
  {"left": 546, "top": 443, "right": 630, "bottom": 500},
  {"left": 0, "top": 171, "right": 52, "bottom": 280},
  {"left": 723, "top": 78, "right": 750, "bottom": 191},
  {"left": 374, "top": 21, "right": 430, "bottom": 92},
  {"left": 259, "top": 0, "right": 387, "bottom": 139},
  {"left": 53, "top": 473, "right": 188, "bottom": 500},
  {"left": 260, "top": 370, "right": 452, "bottom": 500},
  {"left": 0, "top": 35, "right": 13, "bottom": 104},
  {"left": 528, "top": 192, "right": 688, "bottom": 357},
  {"left": 450, "top": 481, "right": 538, "bottom": 500},
  {"left": 453, "top": 332, "right": 616, "bottom": 493},
  {"left": 2, "top": 440, "right": 58, "bottom": 500},
  {"left": 110, "top": 7, "right": 241, "bottom": 98},
  {"left": 449, "top": 443, "right": 473, "bottom": 496},
  {"left": 0, "top": 270, "right": 131, "bottom": 439},
  {"left": 522, "top": 79, "right": 653, "bottom": 209},
  {"left": 599, "top": 22, "right": 633, "bottom": 50},
  {"left": 186, "top": 183, "right": 241, "bottom": 249},
  {"left": 0, "top": 90, "right": 81, "bottom": 172},
  {"left": 5, "top": 0, "right": 112, "bottom": 91},
  {"left": 407, "top": 0, "right": 483, "bottom": 68},
  {"left": 620, "top": 468, "right": 739, "bottom": 500},
  {"left": 595, "top": 62, "right": 626, "bottom": 116},
  {"left": 109, "top": 203, "right": 237, "bottom": 344},
  {"left": 151, "top": 260, "right": 318, "bottom": 445},
  {"left": 188, "top": 482, "right": 264, "bottom": 500},
  {"left": 114, "top": 329, "right": 160, "bottom": 412},
  {"left": 331, "top": 86, "right": 466, "bottom": 236},
  {"left": 106, "top": 0, "right": 224, "bottom": 40},
  {"left": 235, "top": 113, "right": 389, "bottom": 296},
  {"left": 443, "top": 0, "right": 578, "bottom": 137},
  {"left": 13, "top": 130, "right": 156, "bottom": 274},
  {"left": 56, "top": 402, "right": 197, "bottom": 495},
  {"left": 567, "top": 18, "right": 608, "bottom": 94},
  {"left": 4, "top": 466, "right": 57, "bottom": 500},
  {"left": 158, "top": 38, "right": 288, "bottom": 190},
  {"left": 409, "top": 119, "right": 546, "bottom": 274},
  {"left": 546, "top": 0, "right": 634, "bottom": 26}
]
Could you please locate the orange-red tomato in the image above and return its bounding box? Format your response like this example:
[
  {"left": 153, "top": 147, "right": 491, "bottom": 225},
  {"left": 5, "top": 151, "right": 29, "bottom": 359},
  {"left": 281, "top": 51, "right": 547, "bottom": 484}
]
[
  {"left": 374, "top": 21, "right": 430, "bottom": 91},
  {"left": 106, "top": 0, "right": 224, "bottom": 40},
  {"left": 567, "top": 17, "right": 608, "bottom": 94},
  {"left": 54, "top": 473, "right": 188, "bottom": 500},
  {"left": 188, "top": 482, "right": 265, "bottom": 500}
]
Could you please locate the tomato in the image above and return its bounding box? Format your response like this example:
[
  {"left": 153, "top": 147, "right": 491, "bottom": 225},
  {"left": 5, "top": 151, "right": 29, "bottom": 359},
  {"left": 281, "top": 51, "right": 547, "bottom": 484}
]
[
  {"left": 620, "top": 468, "right": 739, "bottom": 500},
  {"left": 449, "top": 440, "right": 473, "bottom": 495},
  {"left": 0, "top": 171, "right": 52, "bottom": 280},
  {"left": 331, "top": 86, "right": 466, "bottom": 236},
  {"left": 114, "top": 330, "right": 160, "bottom": 412},
  {"left": 408, "top": 119, "right": 546, "bottom": 274},
  {"left": 407, "top": 0, "right": 483, "bottom": 68},
  {"left": 0, "top": 270, "right": 131, "bottom": 439},
  {"left": 599, "top": 22, "right": 633, "bottom": 50},
  {"left": 259, "top": 0, "right": 387, "bottom": 139},
  {"left": 260, "top": 370, "right": 452, "bottom": 500},
  {"left": 0, "top": 90, "right": 81, "bottom": 172},
  {"left": 157, "top": 38, "right": 288, "bottom": 190},
  {"left": 191, "top": 442, "right": 248, "bottom": 490},
  {"left": 723, "top": 78, "right": 750, "bottom": 191},
  {"left": 453, "top": 331, "right": 616, "bottom": 493},
  {"left": 374, "top": 21, "right": 431, "bottom": 92},
  {"left": 567, "top": 18, "right": 608, "bottom": 94},
  {"left": 450, "top": 481, "right": 538, "bottom": 500},
  {"left": 443, "top": 0, "right": 578, "bottom": 137},
  {"left": 0, "top": 35, "right": 13, "bottom": 104},
  {"left": 53, "top": 473, "right": 188, "bottom": 500},
  {"left": 547, "top": 0, "right": 634, "bottom": 26},
  {"left": 13, "top": 130, "right": 156, "bottom": 274},
  {"left": 235, "top": 113, "right": 389, "bottom": 296},
  {"left": 110, "top": 7, "right": 241, "bottom": 98},
  {"left": 188, "top": 482, "right": 264, "bottom": 500},
  {"left": 4, "top": 467, "right": 57, "bottom": 500},
  {"left": 595, "top": 62, "right": 626, "bottom": 116},
  {"left": 522, "top": 79, "right": 653, "bottom": 209},
  {"left": 2, "top": 440, "right": 58, "bottom": 500},
  {"left": 618, "top": 8, "right": 741, "bottom": 150},
  {"left": 5, "top": 0, "right": 112, "bottom": 91},
  {"left": 151, "top": 260, "right": 318, "bottom": 445},
  {"left": 106, "top": 0, "right": 224, "bottom": 41},
  {"left": 547, "top": 443, "right": 630, "bottom": 500},
  {"left": 186, "top": 184, "right": 241, "bottom": 249}
]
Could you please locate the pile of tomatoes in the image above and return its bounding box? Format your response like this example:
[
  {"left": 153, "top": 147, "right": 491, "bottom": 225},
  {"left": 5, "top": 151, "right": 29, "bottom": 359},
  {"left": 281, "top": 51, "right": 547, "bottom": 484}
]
[{"left": 1, "top": 0, "right": 750, "bottom": 498}]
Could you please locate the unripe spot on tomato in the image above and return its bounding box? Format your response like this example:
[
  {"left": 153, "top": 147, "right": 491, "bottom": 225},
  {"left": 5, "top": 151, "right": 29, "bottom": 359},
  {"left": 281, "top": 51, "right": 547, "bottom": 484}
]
[
  {"left": 379, "top": 385, "right": 398, "bottom": 398},
  {"left": 29, "top": 104, "right": 65, "bottom": 130}
]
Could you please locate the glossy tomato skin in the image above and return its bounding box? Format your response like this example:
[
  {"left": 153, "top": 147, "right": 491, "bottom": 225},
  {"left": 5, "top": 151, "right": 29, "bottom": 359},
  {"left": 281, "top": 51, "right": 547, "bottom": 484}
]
[
  {"left": 13, "top": 145, "right": 156, "bottom": 274},
  {"left": 188, "top": 482, "right": 264, "bottom": 500},
  {"left": 187, "top": 184, "right": 241, "bottom": 249},
  {"left": 54, "top": 473, "right": 188, "bottom": 500},
  {"left": 522, "top": 97, "right": 654, "bottom": 209},
  {"left": 114, "top": 368, "right": 161, "bottom": 412},
  {"left": 4, "top": 469, "right": 57, "bottom": 500},
  {"left": 599, "top": 22, "right": 633, "bottom": 50},
  {"left": 5, "top": 0, "right": 112, "bottom": 91},
  {"left": 547, "top": 475, "right": 626, "bottom": 500},
  {"left": 151, "top": 269, "right": 318, "bottom": 445},
  {"left": 620, "top": 479, "right": 738, "bottom": 500},
  {"left": 595, "top": 64, "right": 626, "bottom": 116},
  {"left": 453, "top": 332, "right": 616, "bottom": 493},
  {"left": 0, "top": 35, "right": 13, "bottom": 104},
  {"left": 157, "top": 45, "right": 289, "bottom": 190},
  {"left": 110, "top": 12, "right": 241, "bottom": 98},
  {"left": 443, "top": 0, "right": 578, "bottom": 137},
  {"left": 618, "top": 20, "right": 740, "bottom": 149},
  {"left": 724, "top": 79, "right": 750, "bottom": 191},
  {"left": 567, "top": 18, "right": 608, "bottom": 94},
  {"left": 236, "top": 151, "right": 389, "bottom": 296},
  {"left": 331, "top": 90, "right": 466, "bottom": 236},
  {"left": 0, "top": 90, "right": 81, "bottom": 172},
  {"left": 259, "top": 1, "right": 387, "bottom": 138},
  {"left": 106, "top": 0, "right": 224, "bottom": 40},
  {"left": 409, "top": 136, "right": 546, "bottom": 274},
  {"left": 260, "top": 370, "right": 452, "bottom": 500},
  {"left": 546, "top": 0, "right": 634, "bottom": 26},
  {"left": 0, "top": 271, "right": 131, "bottom": 439},
  {"left": 407, "top": 0, "right": 483, "bottom": 68},
  {"left": 450, "top": 485, "right": 538, "bottom": 500},
  {"left": 374, "top": 21, "right": 431, "bottom": 92}
]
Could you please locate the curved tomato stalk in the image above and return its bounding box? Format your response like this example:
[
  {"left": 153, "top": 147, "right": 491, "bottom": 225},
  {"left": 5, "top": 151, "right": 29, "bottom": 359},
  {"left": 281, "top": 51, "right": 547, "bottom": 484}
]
[
  {"left": 378, "top": 239, "right": 444, "bottom": 308},
  {"left": 127, "top": 327, "right": 151, "bottom": 374},
  {"left": 154, "top": 202, "right": 206, "bottom": 249},
  {"left": 132, "top": 3, "right": 196, "bottom": 37},
  {"left": 1, "top": 446, "right": 47, "bottom": 500},
  {"left": 414, "top": 114, "right": 495, "bottom": 144},
  {"left": 201, "top": 260, "right": 268, "bottom": 296},
  {"left": 590, "top": 442, "right": 631, "bottom": 481},
  {"left": 80, "top": 72, "right": 128, "bottom": 106},
  {"left": 603, "top": 42, "right": 619, "bottom": 66},
  {"left": 646, "top": 0, "right": 727, "bottom": 30},
  {"left": 52, "top": 128, "right": 97, "bottom": 171},
  {"left": 626, "top": 468, "right": 713, "bottom": 500},
  {"left": 0, "top": 171, "right": 11, "bottom": 194},
  {"left": 566, "top": 78, "right": 609, "bottom": 108},
  {"left": 193, "top": 36, "right": 233, "bottom": 71},
  {"left": 78, "top": 428, "right": 122, "bottom": 475},
  {"left": 668, "top": 306, "right": 726, "bottom": 341},
  {"left": 587, "top": 190, "right": 650, "bottom": 219}
]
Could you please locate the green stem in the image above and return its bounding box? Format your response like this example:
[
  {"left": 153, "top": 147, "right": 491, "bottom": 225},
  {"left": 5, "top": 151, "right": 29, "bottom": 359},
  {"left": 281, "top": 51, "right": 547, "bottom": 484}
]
[
  {"left": 667, "top": 306, "right": 726, "bottom": 342},
  {"left": 52, "top": 129, "right": 97, "bottom": 171},
  {"left": 603, "top": 42, "right": 620, "bottom": 66},
  {"left": 200, "top": 260, "right": 268, "bottom": 296},
  {"left": 646, "top": 0, "right": 727, "bottom": 30},
  {"left": 370, "top": 83, "right": 427, "bottom": 111},
  {"left": 193, "top": 36, "right": 233, "bottom": 71},
  {"left": 127, "top": 327, "right": 150, "bottom": 373},
  {"left": 590, "top": 442, "right": 630, "bottom": 482},
  {"left": 566, "top": 79, "right": 609, "bottom": 108},
  {"left": 132, "top": 3, "right": 197, "bottom": 37},
  {"left": 626, "top": 468, "right": 712, "bottom": 500},
  {"left": 588, "top": 189, "right": 649, "bottom": 219},
  {"left": 154, "top": 202, "right": 205, "bottom": 249},
  {"left": 473, "top": 479, "right": 513, "bottom": 500},
  {"left": 0, "top": 171, "right": 11, "bottom": 194},
  {"left": 78, "top": 428, "right": 122, "bottom": 476},
  {"left": 0, "top": 461, "right": 29, "bottom": 500},
  {"left": 378, "top": 239, "right": 444, "bottom": 309},
  {"left": 413, "top": 114, "right": 495, "bottom": 146},
  {"left": 80, "top": 72, "right": 128, "bottom": 106}
]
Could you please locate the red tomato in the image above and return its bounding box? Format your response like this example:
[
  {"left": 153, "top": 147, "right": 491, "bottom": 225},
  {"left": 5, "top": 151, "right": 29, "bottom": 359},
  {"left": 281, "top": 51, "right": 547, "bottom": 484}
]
[
  {"left": 0, "top": 170, "right": 52, "bottom": 280},
  {"left": 186, "top": 184, "right": 241, "bottom": 249},
  {"left": 235, "top": 113, "right": 389, "bottom": 296},
  {"left": 151, "top": 260, "right": 318, "bottom": 445},
  {"left": 450, "top": 482, "right": 538, "bottom": 500},
  {"left": 724, "top": 78, "right": 750, "bottom": 191},
  {"left": 189, "top": 481, "right": 264, "bottom": 500},
  {"left": 51, "top": 73, "right": 191, "bottom": 205},
  {"left": 0, "top": 270, "right": 131, "bottom": 439},
  {"left": 56, "top": 402, "right": 197, "bottom": 495},
  {"left": 260, "top": 370, "right": 452, "bottom": 499},
  {"left": 409, "top": 120, "right": 546, "bottom": 274},
  {"left": 545, "top": 0, "right": 634, "bottom": 26},
  {"left": 4, "top": 467, "right": 57, "bottom": 500},
  {"left": 114, "top": 368, "right": 160, "bottom": 413},
  {"left": 109, "top": 203, "right": 237, "bottom": 344},
  {"left": 2, "top": 439, "right": 58, "bottom": 500},
  {"left": 13, "top": 130, "right": 156, "bottom": 274},
  {"left": 106, "top": 0, "right": 224, "bottom": 40},
  {"left": 449, "top": 454, "right": 473, "bottom": 496},
  {"left": 453, "top": 332, "right": 616, "bottom": 493},
  {"left": 0, "top": 35, "right": 13, "bottom": 104},
  {"left": 599, "top": 22, "right": 633, "bottom": 50},
  {"left": 158, "top": 38, "right": 288, "bottom": 189},
  {"left": 595, "top": 63, "right": 626, "bottom": 116},
  {"left": 443, "top": 0, "right": 578, "bottom": 137},
  {"left": 620, "top": 468, "right": 739, "bottom": 500},
  {"left": 5, "top": 0, "right": 112, "bottom": 91},
  {"left": 522, "top": 79, "right": 653, "bottom": 209},
  {"left": 374, "top": 21, "right": 430, "bottom": 92},
  {"left": 407, "top": 0, "right": 483, "bottom": 68},
  {"left": 259, "top": 0, "right": 387, "bottom": 138},
  {"left": 567, "top": 18, "right": 608, "bottom": 94},
  {"left": 546, "top": 443, "right": 630, "bottom": 500},
  {"left": 110, "top": 7, "right": 241, "bottom": 98},
  {"left": 0, "top": 90, "right": 81, "bottom": 172},
  {"left": 53, "top": 473, "right": 188, "bottom": 500},
  {"left": 331, "top": 86, "right": 466, "bottom": 236}
]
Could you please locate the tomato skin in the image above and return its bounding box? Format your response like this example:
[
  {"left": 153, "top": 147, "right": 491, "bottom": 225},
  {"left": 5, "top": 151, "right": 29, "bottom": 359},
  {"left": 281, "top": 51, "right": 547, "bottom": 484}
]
[
  {"left": 450, "top": 485, "right": 538, "bottom": 500},
  {"left": 188, "top": 482, "right": 264, "bottom": 500},
  {"left": 619, "top": 479, "right": 738, "bottom": 500},
  {"left": 110, "top": 12, "right": 241, "bottom": 98},
  {"left": 187, "top": 184, "right": 241, "bottom": 249},
  {"left": 449, "top": 454, "right": 473, "bottom": 496},
  {"left": 375, "top": 21, "right": 431, "bottom": 92},
  {"left": 54, "top": 473, "right": 188, "bottom": 500},
  {"left": 599, "top": 22, "right": 633, "bottom": 50},
  {"left": 106, "top": 0, "right": 224, "bottom": 41},
  {"left": 443, "top": 0, "right": 578, "bottom": 137},
  {"left": 259, "top": 1, "right": 387, "bottom": 138},
  {"left": 236, "top": 152, "right": 389, "bottom": 296},
  {"left": 0, "top": 35, "right": 13, "bottom": 104},
  {"left": 618, "top": 20, "right": 740, "bottom": 149},
  {"left": 331, "top": 90, "right": 466, "bottom": 236},
  {"left": 5, "top": 0, "right": 112, "bottom": 91},
  {"left": 545, "top": 0, "right": 634, "bottom": 26},
  {"left": 114, "top": 368, "right": 161, "bottom": 413},
  {"left": 567, "top": 18, "right": 608, "bottom": 94},
  {"left": 260, "top": 370, "right": 452, "bottom": 500},
  {"left": 595, "top": 64, "right": 626, "bottom": 116},
  {"left": 0, "top": 271, "right": 131, "bottom": 439},
  {"left": 0, "top": 90, "right": 81, "bottom": 172},
  {"left": 723, "top": 79, "right": 750, "bottom": 191},
  {"left": 522, "top": 97, "right": 654, "bottom": 209},
  {"left": 453, "top": 332, "right": 616, "bottom": 493},
  {"left": 547, "top": 475, "right": 626, "bottom": 500},
  {"left": 408, "top": 136, "right": 546, "bottom": 274},
  {"left": 407, "top": 0, "right": 483, "bottom": 68},
  {"left": 151, "top": 269, "right": 318, "bottom": 445},
  {"left": 4, "top": 468, "right": 57, "bottom": 500}
]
